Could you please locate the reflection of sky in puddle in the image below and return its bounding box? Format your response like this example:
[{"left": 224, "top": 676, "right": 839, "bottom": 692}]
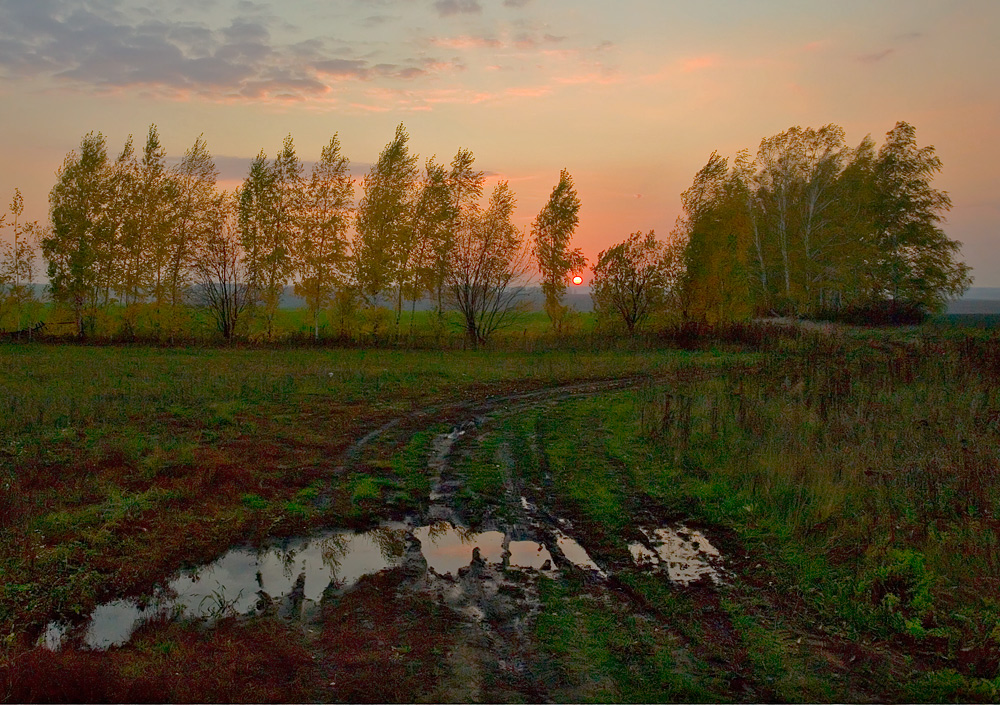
[
  {"left": 44, "top": 519, "right": 620, "bottom": 651},
  {"left": 629, "top": 542, "right": 660, "bottom": 566},
  {"left": 414, "top": 522, "right": 503, "bottom": 575},
  {"left": 633, "top": 526, "right": 723, "bottom": 585},
  {"left": 553, "top": 529, "right": 606, "bottom": 577},
  {"left": 508, "top": 541, "right": 553, "bottom": 570},
  {"left": 44, "top": 528, "right": 408, "bottom": 650}
]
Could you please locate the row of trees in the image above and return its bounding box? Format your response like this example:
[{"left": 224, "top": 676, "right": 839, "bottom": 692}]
[
  {"left": 2, "top": 120, "right": 970, "bottom": 341},
  {"left": 677, "top": 121, "right": 971, "bottom": 321},
  {"left": 35, "top": 124, "right": 589, "bottom": 344}
]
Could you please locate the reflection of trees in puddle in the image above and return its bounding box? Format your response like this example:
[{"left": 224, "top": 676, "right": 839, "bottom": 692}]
[
  {"left": 320, "top": 534, "right": 350, "bottom": 575},
  {"left": 425, "top": 520, "right": 477, "bottom": 544},
  {"left": 370, "top": 527, "right": 408, "bottom": 559},
  {"left": 279, "top": 546, "right": 299, "bottom": 580},
  {"left": 320, "top": 528, "right": 408, "bottom": 586}
]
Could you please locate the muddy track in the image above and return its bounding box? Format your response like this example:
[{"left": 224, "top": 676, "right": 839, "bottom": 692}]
[
  {"left": 311, "top": 370, "right": 753, "bottom": 702},
  {"left": 338, "top": 370, "right": 716, "bottom": 471},
  {"left": 37, "top": 367, "right": 846, "bottom": 702}
]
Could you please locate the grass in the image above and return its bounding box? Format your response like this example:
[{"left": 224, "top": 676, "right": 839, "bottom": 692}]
[
  {"left": 0, "top": 341, "right": 712, "bottom": 643},
  {"left": 4, "top": 321, "right": 1000, "bottom": 701}
]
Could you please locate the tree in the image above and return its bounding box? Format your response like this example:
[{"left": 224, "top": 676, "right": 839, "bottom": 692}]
[
  {"left": 592, "top": 230, "right": 682, "bottom": 333},
  {"left": 428, "top": 149, "right": 483, "bottom": 320},
  {"left": 407, "top": 156, "right": 454, "bottom": 335},
  {"left": 353, "top": 123, "right": 418, "bottom": 328},
  {"left": 165, "top": 135, "right": 218, "bottom": 341},
  {"left": 677, "top": 121, "right": 969, "bottom": 321},
  {"left": 110, "top": 125, "right": 175, "bottom": 336},
  {"left": 0, "top": 189, "right": 39, "bottom": 331},
  {"left": 193, "top": 193, "right": 255, "bottom": 342},
  {"left": 43, "top": 132, "right": 113, "bottom": 337},
  {"left": 447, "top": 181, "right": 531, "bottom": 347},
  {"left": 238, "top": 150, "right": 274, "bottom": 301},
  {"left": 870, "top": 121, "right": 970, "bottom": 310},
  {"left": 532, "top": 169, "right": 585, "bottom": 331},
  {"left": 678, "top": 152, "right": 752, "bottom": 322},
  {"left": 295, "top": 134, "right": 353, "bottom": 340},
  {"left": 259, "top": 135, "right": 304, "bottom": 339}
]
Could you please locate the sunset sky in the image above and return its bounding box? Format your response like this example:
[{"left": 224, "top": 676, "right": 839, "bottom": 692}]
[{"left": 1, "top": 0, "right": 998, "bottom": 285}]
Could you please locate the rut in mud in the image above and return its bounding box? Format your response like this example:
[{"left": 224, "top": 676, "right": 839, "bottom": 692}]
[{"left": 37, "top": 376, "right": 861, "bottom": 702}]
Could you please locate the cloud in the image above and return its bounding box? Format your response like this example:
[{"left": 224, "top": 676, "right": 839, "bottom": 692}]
[
  {"left": 430, "top": 35, "right": 502, "bottom": 49},
  {"left": 0, "top": 0, "right": 442, "bottom": 101},
  {"left": 363, "top": 14, "right": 393, "bottom": 27},
  {"left": 859, "top": 48, "right": 895, "bottom": 64},
  {"left": 503, "top": 0, "right": 532, "bottom": 7},
  {"left": 433, "top": 0, "right": 482, "bottom": 17}
]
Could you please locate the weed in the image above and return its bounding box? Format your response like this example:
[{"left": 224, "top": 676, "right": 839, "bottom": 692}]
[{"left": 240, "top": 493, "right": 268, "bottom": 511}]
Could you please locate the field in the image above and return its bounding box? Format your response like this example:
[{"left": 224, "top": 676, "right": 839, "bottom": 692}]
[{"left": 2, "top": 322, "right": 1000, "bottom": 702}]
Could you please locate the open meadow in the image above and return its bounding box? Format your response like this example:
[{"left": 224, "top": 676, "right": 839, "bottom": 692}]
[{"left": 1, "top": 321, "right": 999, "bottom": 702}]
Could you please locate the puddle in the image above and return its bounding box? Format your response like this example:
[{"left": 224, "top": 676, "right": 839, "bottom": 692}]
[
  {"left": 43, "top": 527, "right": 409, "bottom": 650},
  {"left": 507, "top": 541, "right": 554, "bottom": 570},
  {"left": 553, "top": 529, "right": 606, "bottom": 577},
  {"left": 628, "top": 542, "right": 660, "bottom": 567},
  {"left": 43, "top": 520, "right": 583, "bottom": 650},
  {"left": 632, "top": 525, "right": 724, "bottom": 585},
  {"left": 415, "top": 522, "right": 504, "bottom": 575}
]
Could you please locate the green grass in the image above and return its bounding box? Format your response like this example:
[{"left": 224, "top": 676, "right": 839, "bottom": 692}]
[
  {"left": 536, "top": 577, "right": 712, "bottom": 702},
  {"left": 6, "top": 323, "right": 1000, "bottom": 701}
]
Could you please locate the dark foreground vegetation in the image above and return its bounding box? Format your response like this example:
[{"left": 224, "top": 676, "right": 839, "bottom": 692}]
[{"left": 1, "top": 320, "right": 999, "bottom": 702}]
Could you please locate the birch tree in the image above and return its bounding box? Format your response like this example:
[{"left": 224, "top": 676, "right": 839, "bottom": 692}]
[
  {"left": 295, "top": 134, "right": 353, "bottom": 340},
  {"left": 447, "top": 181, "right": 531, "bottom": 347},
  {"left": 0, "top": 189, "right": 39, "bottom": 331},
  {"left": 44, "top": 132, "right": 113, "bottom": 337},
  {"left": 532, "top": 169, "right": 585, "bottom": 331},
  {"left": 405, "top": 157, "right": 453, "bottom": 333},
  {"left": 193, "top": 192, "right": 254, "bottom": 342},
  {"left": 871, "top": 121, "right": 970, "bottom": 310},
  {"left": 164, "top": 135, "right": 218, "bottom": 341},
  {"left": 238, "top": 150, "right": 277, "bottom": 334},
  {"left": 353, "top": 123, "right": 418, "bottom": 330},
  {"left": 591, "top": 230, "right": 682, "bottom": 333},
  {"left": 678, "top": 152, "right": 752, "bottom": 322}
]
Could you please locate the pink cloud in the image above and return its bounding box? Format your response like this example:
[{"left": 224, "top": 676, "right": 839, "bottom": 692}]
[
  {"left": 505, "top": 85, "right": 551, "bottom": 98},
  {"left": 555, "top": 71, "right": 622, "bottom": 86},
  {"left": 348, "top": 102, "right": 392, "bottom": 113},
  {"left": 430, "top": 36, "right": 502, "bottom": 50}
]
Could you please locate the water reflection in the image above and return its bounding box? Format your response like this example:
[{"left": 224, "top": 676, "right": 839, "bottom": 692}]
[
  {"left": 631, "top": 525, "right": 724, "bottom": 585},
  {"left": 508, "top": 541, "right": 554, "bottom": 570},
  {"left": 44, "top": 527, "right": 409, "bottom": 650},
  {"left": 553, "top": 529, "right": 606, "bottom": 577},
  {"left": 415, "top": 522, "right": 504, "bottom": 575},
  {"left": 43, "top": 520, "right": 622, "bottom": 651}
]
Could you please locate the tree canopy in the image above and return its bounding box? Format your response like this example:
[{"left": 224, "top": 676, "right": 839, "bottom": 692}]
[{"left": 679, "top": 121, "right": 970, "bottom": 319}]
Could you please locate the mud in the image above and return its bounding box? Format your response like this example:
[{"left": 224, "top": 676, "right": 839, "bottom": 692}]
[
  {"left": 629, "top": 525, "right": 726, "bottom": 585},
  {"left": 40, "top": 376, "right": 738, "bottom": 701}
]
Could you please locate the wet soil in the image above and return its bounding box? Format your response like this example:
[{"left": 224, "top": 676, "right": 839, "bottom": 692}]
[{"left": 24, "top": 374, "right": 896, "bottom": 702}]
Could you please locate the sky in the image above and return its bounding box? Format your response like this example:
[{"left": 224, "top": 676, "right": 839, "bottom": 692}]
[{"left": 1, "top": 0, "right": 998, "bottom": 285}]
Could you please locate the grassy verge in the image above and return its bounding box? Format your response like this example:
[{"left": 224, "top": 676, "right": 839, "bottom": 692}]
[
  {"left": 479, "top": 331, "right": 1000, "bottom": 702},
  {"left": 0, "top": 343, "right": 715, "bottom": 643}
]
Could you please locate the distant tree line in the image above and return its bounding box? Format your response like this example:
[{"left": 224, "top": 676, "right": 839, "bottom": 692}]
[
  {"left": 0, "top": 120, "right": 969, "bottom": 342},
  {"left": 19, "top": 123, "right": 587, "bottom": 345}
]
